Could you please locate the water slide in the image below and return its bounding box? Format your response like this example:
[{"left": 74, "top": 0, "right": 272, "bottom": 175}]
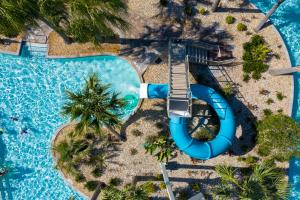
[{"left": 140, "top": 83, "right": 236, "bottom": 160}]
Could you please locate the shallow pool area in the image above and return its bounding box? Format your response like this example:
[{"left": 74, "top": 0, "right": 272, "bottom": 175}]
[
  {"left": 250, "top": 0, "right": 300, "bottom": 198},
  {"left": 0, "top": 47, "right": 140, "bottom": 199}
]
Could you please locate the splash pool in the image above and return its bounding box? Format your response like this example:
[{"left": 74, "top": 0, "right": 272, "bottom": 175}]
[
  {"left": 0, "top": 45, "right": 140, "bottom": 199},
  {"left": 250, "top": 0, "right": 300, "bottom": 198}
]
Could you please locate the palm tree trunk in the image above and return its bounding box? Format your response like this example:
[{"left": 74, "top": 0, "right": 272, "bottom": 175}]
[
  {"left": 211, "top": 0, "right": 221, "bottom": 12},
  {"left": 108, "top": 127, "right": 126, "bottom": 141},
  {"left": 254, "top": 0, "right": 285, "bottom": 32},
  {"left": 38, "top": 17, "right": 73, "bottom": 44}
]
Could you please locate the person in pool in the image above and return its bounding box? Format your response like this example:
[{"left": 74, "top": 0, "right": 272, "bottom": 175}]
[
  {"left": 0, "top": 167, "right": 9, "bottom": 177},
  {"left": 10, "top": 117, "right": 18, "bottom": 121},
  {"left": 0, "top": 128, "right": 3, "bottom": 135},
  {"left": 21, "top": 129, "right": 28, "bottom": 134}
]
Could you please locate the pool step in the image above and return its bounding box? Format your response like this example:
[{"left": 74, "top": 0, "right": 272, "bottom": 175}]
[{"left": 22, "top": 42, "right": 48, "bottom": 57}]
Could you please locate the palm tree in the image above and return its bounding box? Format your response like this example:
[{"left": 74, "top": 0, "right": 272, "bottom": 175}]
[
  {"left": 212, "top": 161, "right": 289, "bottom": 199},
  {"left": 65, "top": 0, "right": 129, "bottom": 44},
  {"left": 101, "top": 185, "right": 149, "bottom": 200},
  {"left": 0, "top": 0, "right": 129, "bottom": 44},
  {"left": 61, "top": 73, "right": 127, "bottom": 141},
  {"left": 0, "top": 0, "right": 34, "bottom": 37},
  {"left": 254, "top": 0, "right": 285, "bottom": 32},
  {"left": 211, "top": 0, "right": 221, "bottom": 12}
]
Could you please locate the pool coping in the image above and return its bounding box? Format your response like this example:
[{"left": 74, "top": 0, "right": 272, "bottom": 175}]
[
  {"left": 250, "top": 2, "right": 294, "bottom": 117},
  {"left": 0, "top": 38, "right": 22, "bottom": 56},
  {"left": 51, "top": 122, "right": 89, "bottom": 199}
]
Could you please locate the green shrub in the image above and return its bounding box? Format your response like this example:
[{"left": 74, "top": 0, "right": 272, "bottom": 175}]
[
  {"left": 199, "top": 7, "right": 207, "bottom": 15},
  {"left": 75, "top": 173, "right": 86, "bottom": 183},
  {"left": 141, "top": 181, "right": 157, "bottom": 194},
  {"left": 263, "top": 109, "right": 273, "bottom": 116},
  {"left": 257, "top": 114, "right": 300, "bottom": 161},
  {"left": 191, "top": 183, "right": 201, "bottom": 192},
  {"left": 276, "top": 92, "right": 286, "bottom": 101},
  {"left": 273, "top": 53, "right": 281, "bottom": 59},
  {"left": 243, "top": 74, "right": 250, "bottom": 82},
  {"left": 85, "top": 181, "right": 98, "bottom": 191},
  {"left": 155, "top": 173, "right": 163, "bottom": 181},
  {"left": 144, "top": 135, "right": 175, "bottom": 162},
  {"left": 132, "top": 129, "right": 143, "bottom": 136},
  {"left": 245, "top": 156, "right": 259, "bottom": 165},
  {"left": 109, "top": 177, "right": 122, "bottom": 186},
  {"left": 178, "top": 190, "right": 189, "bottom": 200},
  {"left": 222, "top": 83, "right": 235, "bottom": 97},
  {"left": 194, "top": 128, "right": 214, "bottom": 141},
  {"left": 242, "top": 35, "right": 271, "bottom": 80},
  {"left": 91, "top": 167, "right": 103, "bottom": 178},
  {"left": 159, "top": 182, "right": 166, "bottom": 190},
  {"left": 225, "top": 16, "right": 235, "bottom": 24},
  {"left": 277, "top": 109, "right": 283, "bottom": 113},
  {"left": 185, "top": 6, "right": 193, "bottom": 17},
  {"left": 130, "top": 148, "right": 138, "bottom": 155},
  {"left": 237, "top": 23, "right": 247, "bottom": 31},
  {"left": 266, "top": 98, "right": 274, "bottom": 105}
]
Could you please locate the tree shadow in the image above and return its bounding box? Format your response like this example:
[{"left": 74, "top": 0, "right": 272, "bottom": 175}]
[{"left": 189, "top": 64, "right": 257, "bottom": 156}]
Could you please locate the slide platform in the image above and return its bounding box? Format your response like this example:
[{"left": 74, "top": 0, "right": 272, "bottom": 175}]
[{"left": 141, "top": 83, "right": 236, "bottom": 160}]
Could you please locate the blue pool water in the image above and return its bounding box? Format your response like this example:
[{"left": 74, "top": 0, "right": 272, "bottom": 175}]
[
  {"left": 250, "top": 0, "right": 300, "bottom": 198},
  {"left": 0, "top": 44, "right": 140, "bottom": 199}
]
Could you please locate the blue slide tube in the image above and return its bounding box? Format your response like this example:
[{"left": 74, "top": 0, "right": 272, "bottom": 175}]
[{"left": 146, "top": 84, "right": 236, "bottom": 160}]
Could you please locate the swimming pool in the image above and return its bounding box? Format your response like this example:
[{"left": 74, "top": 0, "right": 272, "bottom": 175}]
[
  {"left": 0, "top": 45, "right": 140, "bottom": 199},
  {"left": 250, "top": 0, "right": 300, "bottom": 198}
]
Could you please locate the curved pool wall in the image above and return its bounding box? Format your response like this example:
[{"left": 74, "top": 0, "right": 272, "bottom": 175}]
[
  {"left": 146, "top": 84, "right": 235, "bottom": 160},
  {"left": 0, "top": 50, "right": 140, "bottom": 199},
  {"left": 250, "top": 0, "right": 300, "bottom": 199}
]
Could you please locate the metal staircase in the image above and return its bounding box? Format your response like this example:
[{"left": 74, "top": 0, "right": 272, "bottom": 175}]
[
  {"left": 168, "top": 41, "right": 192, "bottom": 118},
  {"left": 186, "top": 45, "right": 208, "bottom": 65}
]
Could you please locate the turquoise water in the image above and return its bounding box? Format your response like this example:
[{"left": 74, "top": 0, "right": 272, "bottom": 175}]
[
  {"left": 250, "top": 0, "right": 300, "bottom": 198},
  {"left": 0, "top": 44, "right": 140, "bottom": 199}
]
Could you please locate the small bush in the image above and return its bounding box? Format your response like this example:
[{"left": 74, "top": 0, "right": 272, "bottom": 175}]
[
  {"left": 243, "top": 73, "right": 250, "bottom": 82},
  {"left": 159, "top": 182, "right": 166, "bottom": 190},
  {"left": 225, "top": 16, "right": 235, "bottom": 24},
  {"left": 155, "top": 173, "right": 163, "bottom": 181},
  {"left": 75, "top": 173, "right": 86, "bottom": 183},
  {"left": 222, "top": 83, "right": 235, "bottom": 97},
  {"left": 85, "top": 181, "right": 98, "bottom": 191},
  {"left": 185, "top": 6, "right": 193, "bottom": 17},
  {"left": 178, "top": 190, "right": 189, "bottom": 200},
  {"left": 237, "top": 23, "right": 247, "bottom": 31},
  {"left": 132, "top": 129, "right": 143, "bottom": 136},
  {"left": 263, "top": 109, "right": 273, "bottom": 116},
  {"left": 130, "top": 148, "right": 138, "bottom": 155},
  {"left": 257, "top": 145, "right": 271, "bottom": 157},
  {"left": 242, "top": 35, "right": 271, "bottom": 80},
  {"left": 266, "top": 98, "right": 274, "bottom": 105},
  {"left": 194, "top": 128, "right": 214, "bottom": 141},
  {"left": 277, "top": 109, "right": 283, "bottom": 113},
  {"left": 273, "top": 53, "right": 281, "bottom": 59},
  {"left": 245, "top": 156, "right": 259, "bottom": 165},
  {"left": 246, "top": 31, "right": 252, "bottom": 35},
  {"left": 141, "top": 181, "right": 157, "bottom": 194},
  {"left": 155, "top": 122, "right": 164, "bottom": 129},
  {"left": 191, "top": 183, "right": 201, "bottom": 192},
  {"left": 276, "top": 92, "right": 286, "bottom": 101},
  {"left": 160, "top": 0, "right": 168, "bottom": 7},
  {"left": 91, "top": 167, "right": 103, "bottom": 178},
  {"left": 199, "top": 7, "right": 208, "bottom": 15},
  {"left": 109, "top": 177, "right": 122, "bottom": 186}
]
